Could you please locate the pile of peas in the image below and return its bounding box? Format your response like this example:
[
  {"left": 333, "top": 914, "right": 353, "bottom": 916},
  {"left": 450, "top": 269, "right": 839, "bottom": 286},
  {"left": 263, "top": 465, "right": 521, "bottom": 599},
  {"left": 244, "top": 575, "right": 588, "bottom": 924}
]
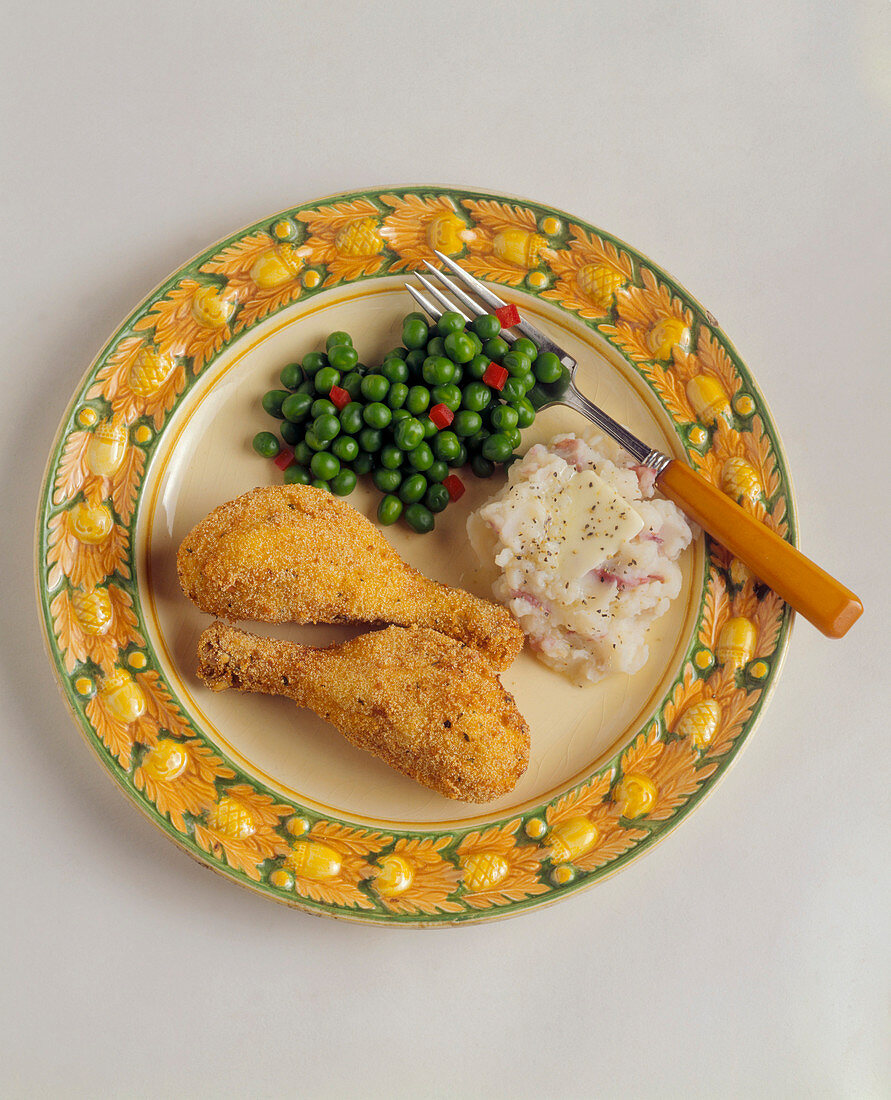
[{"left": 252, "top": 309, "right": 569, "bottom": 534}]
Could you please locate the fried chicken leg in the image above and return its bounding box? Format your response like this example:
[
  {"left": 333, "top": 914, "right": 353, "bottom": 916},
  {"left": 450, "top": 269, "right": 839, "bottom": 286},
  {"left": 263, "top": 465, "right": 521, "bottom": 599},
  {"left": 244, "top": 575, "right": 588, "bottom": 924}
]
[
  {"left": 178, "top": 485, "right": 523, "bottom": 671},
  {"left": 197, "top": 621, "right": 529, "bottom": 802}
]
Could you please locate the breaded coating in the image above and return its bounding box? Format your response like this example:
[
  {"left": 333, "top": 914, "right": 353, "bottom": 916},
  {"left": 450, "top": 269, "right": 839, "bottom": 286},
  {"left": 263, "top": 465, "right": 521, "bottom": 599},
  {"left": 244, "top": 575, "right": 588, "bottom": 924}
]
[
  {"left": 197, "top": 621, "right": 529, "bottom": 802},
  {"left": 178, "top": 484, "right": 523, "bottom": 671}
]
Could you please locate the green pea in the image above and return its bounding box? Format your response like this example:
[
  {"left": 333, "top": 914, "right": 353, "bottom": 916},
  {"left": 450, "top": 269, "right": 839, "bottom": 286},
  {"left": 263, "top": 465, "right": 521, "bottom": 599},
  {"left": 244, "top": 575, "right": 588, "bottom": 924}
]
[
  {"left": 471, "top": 313, "right": 501, "bottom": 340},
  {"left": 466, "top": 429, "right": 490, "bottom": 453},
  {"left": 453, "top": 410, "right": 483, "bottom": 437},
  {"left": 424, "top": 484, "right": 449, "bottom": 513},
  {"left": 436, "top": 310, "right": 466, "bottom": 336},
  {"left": 533, "top": 351, "right": 562, "bottom": 383},
  {"left": 363, "top": 402, "right": 392, "bottom": 430},
  {"left": 399, "top": 474, "right": 428, "bottom": 504},
  {"left": 465, "top": 331, "right": 483, "bottom": 357},
  {"left": 304, "top": 428, "right": 327, "bottom": 452},
  {"left": 461, "top": 382, "right": 492, "bottom": 413},
  {"left": 405, "top": 348, "right": 426, "bottom": 373},
  {"left": 310, "top": 451, "right": 341, "bottom": 480},
  {"left": 311, "top": 478, "right": 330, "bottom": 492},
  {"left": 292, "top": 441, "right": 313, "bottom": 466},
  {"left": 341, "top": 371, "right": 364, "bottom": 400},
  {"left": 501, "top": 351, "right": 531, "bottom": 377},
  {"left": 404, "top": 503, "right": 435, "bottom": 534},
  {"left": 373, "top": 468, "right": 402, "bottom": 494},
  {"left": 358, "top": 427, "right": 383, "bottom": 452},
  {"left": 513, "top": 337, "right": 538, "bottom": 360},
  {"left": 262, "top": 389, "right": 289, "bottom": 419},
  {"left": 377, "top": 494, "right": 403, "bottom": 525},
  {"left": 506, "top": 427, "right": 523, "bottom": 450},
  {"left": 448, "top": 443, "right": 468, "bottom": 467},
  {"left": 326, "top": 331, "right": 353, "bottom": 350},
  {"left": 406, "top": 385, "right": 431, "bottom": 416},
  {"left": 443, "top": 331, "right": 475, "bottom": 364},
  {"left": 329, "top": 469, "right": 357, "bottom": 496},
  {"left": 422, "top": 417, "right": 438, "bottom": 439},
  {"left": 394, "top": 417, "right": 425, "bottom": 451},
  {"left": 381, "top": 357, "right": 409, "bottom": 384},
  {"left": 332, "top": 435, "right": 359, "bottom": 463},
  {"left": 295, "top": 379, "right": 316, "bottom": 396},
  {"left": 483, "top": 336, "right": 510, "bottom": 360},
  {"left": 252, "top": 431, "right": 280, "bottom": 458},
  {"left": 431, "top": 383, "right": 462, "bottom": 412},
  {"left": 312, "top": 414, "right": 340, "bottom": 443},
  {"left": 280, "top": 362, "right": 304, "bottom": 390},
  {"left": 391, "top": 407, "right": 410, "bottom": 423},
  {"left": 425, "top": 336, "right": 446, "bottom": 358},
  {"left": 471, "top": 454, "right": 495, "bottom": 479},
  {"left": 360, "top": 374, "right": 390, "bottom": 403},
  {"left": 402, "top": 318, "right": 429, "bottom": 350},
  {"left": 450, "top": 364, "right": 464, "bottom": 387},
  {"left": 311, "top": 398, "right": 337, "bottom": 419},
  {"left": 280, "top": 420, "right": 302, "bottom": 446},
  {"left": 281, "top": 392, "right": 312, "bottom": 423},
  {"left": 314, "top": 367, "right": 341, "bottom": 394},
  {"left": 353, "top": 452, "right": 374, "bottom": 476},
  {"left": 432, "top": 430, "right": 460, "bottom": 462},
  {"left": 327, "top": 345, "right": 359, "bottom": 371},
  {"left": 380, "top": 444, "right": 404, "bottom": 470},
  {"left": 408, "top": 442, "right": 434, "bottom": 471},
  {"left": 302, "top": 351, "right": 328, "bottom": 375},
  {"left": 466, "top": 354, "right": 490, "bottom": 381},
  {"left": 482, "top": 432, "right": 514, "bottom": 463},
  {"left": 422, "top": 356, "right": 455, "bottom": 387},
  {"left": 512, "top": 397, "right": 536, "bottom": 428},
  {"left": 388, "top": 346, "right": 409, "bottom": 360},
  {"left": 339, "top": 402, "right": 365, "bottom": 435},
  {"left": 283, "top": 465, "right": 311, "bottom": 485},
  {"left": 387, "top": 382, "right": 408, "bottom": 409},
  {"left": 427, "top": 460, "right": 448, "bottom": 483},
  {"left": 490, "top": 404, "right": 519, "bottom": 432},
  {"left": 501, "top": 377, "right": 526, "bottom": 403}
]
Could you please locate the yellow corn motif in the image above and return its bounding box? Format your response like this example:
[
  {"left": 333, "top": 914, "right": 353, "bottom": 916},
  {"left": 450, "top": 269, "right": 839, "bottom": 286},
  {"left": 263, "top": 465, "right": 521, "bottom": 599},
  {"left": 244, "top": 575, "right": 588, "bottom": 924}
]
[
  {"left": 548, "top": 816, "right": 599, "bottom": 863},
  {"left": 334, "top": 218, "right": 384, "bottom": 257},
  {"left": 70, "top": 586, "right": 113, "bottom": 635},
  {"left": 190, "top": 284, "right": 236, "bottom": 329},
  {"left": 206, "top": 796, "right": 256, "bottom": 838},
  {"left": 493, "top": 228, "right": 546, "bottom": 268},
  {"left": 85, "top": 419, "right": 129, "bottom": 478},
  {"left": 141, "top": 738, "right": 189, "bottom": 782},
  {"left": 99, "top": 668, "right": 146, "bottom": 724},
  {"left": 285, "top": 841, "right": 342, "bottom": 881},
  {"left": 717, "top": 616, "right": 756, "bottom": 668},
  {"left": 646, "top": 317, "right": 691, "bottom": 360},
  {"left": 425, "top": 213, "right": 466, "bottom": 254},
  {"left": 249, "top": 244, "right": 304, "bottom": 289},
  {"left": 127, "top": 346, "right": 174, "bottom": 397},
  {"left": 686, "top": 375, "right": 730, "bottom": 426},
  {"left": 676, "top": 699, "right": 722, "bottom": 750},
  {"left": 721, "top": 457, "right": 762, "bottom": 504},
  {"left": 575, "top": 263, "right": 625, "bottom": 311},
  {"left": 67, "top": 501, "right": 113, "bottom": 544},
  {"left": 616, "top": 773, "right": 658, "bottom": 818},
  {"left": 373, "top": 854, "right": 414, "bottom": 898},
  {"left": 461, "top": 851, "right": 509, "bottom": 891}
]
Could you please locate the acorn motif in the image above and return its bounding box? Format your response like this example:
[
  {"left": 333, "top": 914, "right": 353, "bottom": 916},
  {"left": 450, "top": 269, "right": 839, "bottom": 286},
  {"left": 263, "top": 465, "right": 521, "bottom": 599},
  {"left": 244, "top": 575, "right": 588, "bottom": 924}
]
[
  {"left": 99, "top": 668, "right": 146, "bottom": 724},
  {"left": 190, "top": 284, "right": 237, "bottom": 329},
  {"left": 729, "top": 557, "right": 755, "bottom": 588},
  {"left": 716, "top": 616, "right": 756, "bottom": 668},
  {"left": 284, "top": 840, "right": 342, "bottom": 881},
  {"left": 425, "top": 213, "right": 467, "bottom": 254},
  {"left": 70, "top": 586, "right": 113, "bottom": 635},
  {"left": 575, "top": 263, "right": 625, "bottom": 311},
  {"left": 85, "top": 419, "right": 129, "bottom": 478},
  {"left": 127, "top": 346, "right": 175, "bottom": 397},
  {"left": 249, "top": 244, "right": 304, "bottom": 290},
  {"left": 676, "top": 699, "right": 722, "bottom": 750},
  {"left": 492, "top": 228, "right": 546, "bottom": 268},
  {"left": 721, "top": 457, "right": 763, "bottom": 504},
  {"left": 548, "top": 816, "right": 599, "bottom": 863},
  {"left": 460, "top": 851, "right": 509, "bottom": 891},
  {"left": 646, "top": 317, "right": 691, "bottom": 360},
  {"left": 140, "top": 738, "right": 189, "bottom": 782},
  {"left": 66, "top": 501, "right": 113, "bottom": 544},
  {"left": 206, "top": 796, "right": 256, "bottom": 838},
  {"left": 372, "top": 854, "right": 414, "bottom": 898},
  {"left": 615, "top": 773, "right": 658, "bottom": 818},
  {"left": 333, "top": 217, "right": 384, "bottom": 257},
  {"left": 686, "top": 375, "right": 730, "bottom": 426}
]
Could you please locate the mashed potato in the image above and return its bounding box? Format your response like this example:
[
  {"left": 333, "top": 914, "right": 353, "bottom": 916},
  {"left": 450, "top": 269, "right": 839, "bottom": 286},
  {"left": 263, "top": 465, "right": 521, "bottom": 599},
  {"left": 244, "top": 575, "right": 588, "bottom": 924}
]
[{"left": 468, "top": 432, "right": 694, "bottom": 684}]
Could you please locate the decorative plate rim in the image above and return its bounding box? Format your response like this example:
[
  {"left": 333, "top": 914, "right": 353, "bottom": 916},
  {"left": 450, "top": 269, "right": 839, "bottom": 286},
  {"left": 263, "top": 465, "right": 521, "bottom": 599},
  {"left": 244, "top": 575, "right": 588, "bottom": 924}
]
[{"left": 35, "top": 184, "right": 796, "bottom": 925}]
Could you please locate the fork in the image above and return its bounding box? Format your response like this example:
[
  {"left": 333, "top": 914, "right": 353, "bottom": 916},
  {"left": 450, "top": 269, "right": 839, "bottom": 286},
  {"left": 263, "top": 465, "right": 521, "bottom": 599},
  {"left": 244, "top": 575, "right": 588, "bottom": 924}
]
[{"left": 406, "top": 250, "right": 862, "bottom": 638}]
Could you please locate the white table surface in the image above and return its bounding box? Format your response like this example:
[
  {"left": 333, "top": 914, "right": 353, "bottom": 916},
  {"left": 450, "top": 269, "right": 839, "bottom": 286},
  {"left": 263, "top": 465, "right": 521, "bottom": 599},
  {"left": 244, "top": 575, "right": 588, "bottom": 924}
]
[{"left": 2, "top": 2, "right": 888, "bottom": 1096}]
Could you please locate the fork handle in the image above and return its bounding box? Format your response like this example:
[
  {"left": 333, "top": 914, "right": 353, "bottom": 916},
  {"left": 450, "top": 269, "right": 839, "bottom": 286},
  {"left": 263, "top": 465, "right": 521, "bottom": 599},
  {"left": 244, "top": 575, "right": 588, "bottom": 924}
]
[{"left": 656, "top": 459, "right": 862, "bottom": 638}]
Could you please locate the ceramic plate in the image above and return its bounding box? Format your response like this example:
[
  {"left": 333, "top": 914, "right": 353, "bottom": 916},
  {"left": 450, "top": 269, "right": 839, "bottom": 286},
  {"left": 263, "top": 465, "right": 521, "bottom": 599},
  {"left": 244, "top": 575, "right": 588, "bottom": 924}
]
[{"left": 36, "top": 187, "right": 795, "bottom": 924}]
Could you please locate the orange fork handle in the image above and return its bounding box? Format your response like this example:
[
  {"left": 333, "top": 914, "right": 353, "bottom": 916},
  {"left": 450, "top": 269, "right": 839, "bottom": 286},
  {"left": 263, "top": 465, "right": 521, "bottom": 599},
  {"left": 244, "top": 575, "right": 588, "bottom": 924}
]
[{"left": 656, "top": 459, "right": 862, "bottom": 638}]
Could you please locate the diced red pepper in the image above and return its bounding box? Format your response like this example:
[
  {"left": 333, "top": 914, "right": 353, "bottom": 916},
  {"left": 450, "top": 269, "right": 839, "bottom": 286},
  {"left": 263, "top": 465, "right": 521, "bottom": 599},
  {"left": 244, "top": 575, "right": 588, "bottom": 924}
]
[
  {"left": 329, "top": 385, "right": 351, "bottom": 410},
  {"left": 495, "top": 302, "right": 520, "bottom": 328},
  {"left": 442, "top": 474, "right": 465, "bottom": 503},
  {"left": 273, "top": 448, "right": 294, "bottom": 471},
  {"left": 482, "top": 362, "right": 508, "bottom": 391},
  {"left": 429, "top": 403, "right": 454, "bottom": 430}
]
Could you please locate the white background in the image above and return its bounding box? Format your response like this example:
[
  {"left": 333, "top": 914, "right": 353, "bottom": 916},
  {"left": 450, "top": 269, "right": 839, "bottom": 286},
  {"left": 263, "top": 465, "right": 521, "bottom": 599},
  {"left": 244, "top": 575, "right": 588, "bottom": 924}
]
[{"left": 2, "top": 2, "right": 888, "bottom": 1096}]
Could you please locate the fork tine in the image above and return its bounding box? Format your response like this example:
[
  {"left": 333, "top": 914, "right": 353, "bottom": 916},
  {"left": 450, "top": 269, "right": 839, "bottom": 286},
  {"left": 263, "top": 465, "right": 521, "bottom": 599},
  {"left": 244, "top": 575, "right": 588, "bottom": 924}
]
[
  {"left": 421, "top": 261, "right": 486, "bottom": 319},
  {"left": 432, "top": 249, "right": 507, "bottom": 311},
  {"left": 414, "top": 272, "right": 471, "bottom": 323},
  {"left": 405, "top": 282, "right": 443, "bottom": 321}
]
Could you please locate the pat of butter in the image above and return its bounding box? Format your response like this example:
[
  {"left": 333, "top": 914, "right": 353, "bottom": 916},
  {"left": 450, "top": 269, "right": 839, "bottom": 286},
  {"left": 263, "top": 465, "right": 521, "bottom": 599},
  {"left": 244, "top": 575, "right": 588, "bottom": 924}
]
[{"left": 551, "top": 470, "right": 644, "bottom": 578}]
